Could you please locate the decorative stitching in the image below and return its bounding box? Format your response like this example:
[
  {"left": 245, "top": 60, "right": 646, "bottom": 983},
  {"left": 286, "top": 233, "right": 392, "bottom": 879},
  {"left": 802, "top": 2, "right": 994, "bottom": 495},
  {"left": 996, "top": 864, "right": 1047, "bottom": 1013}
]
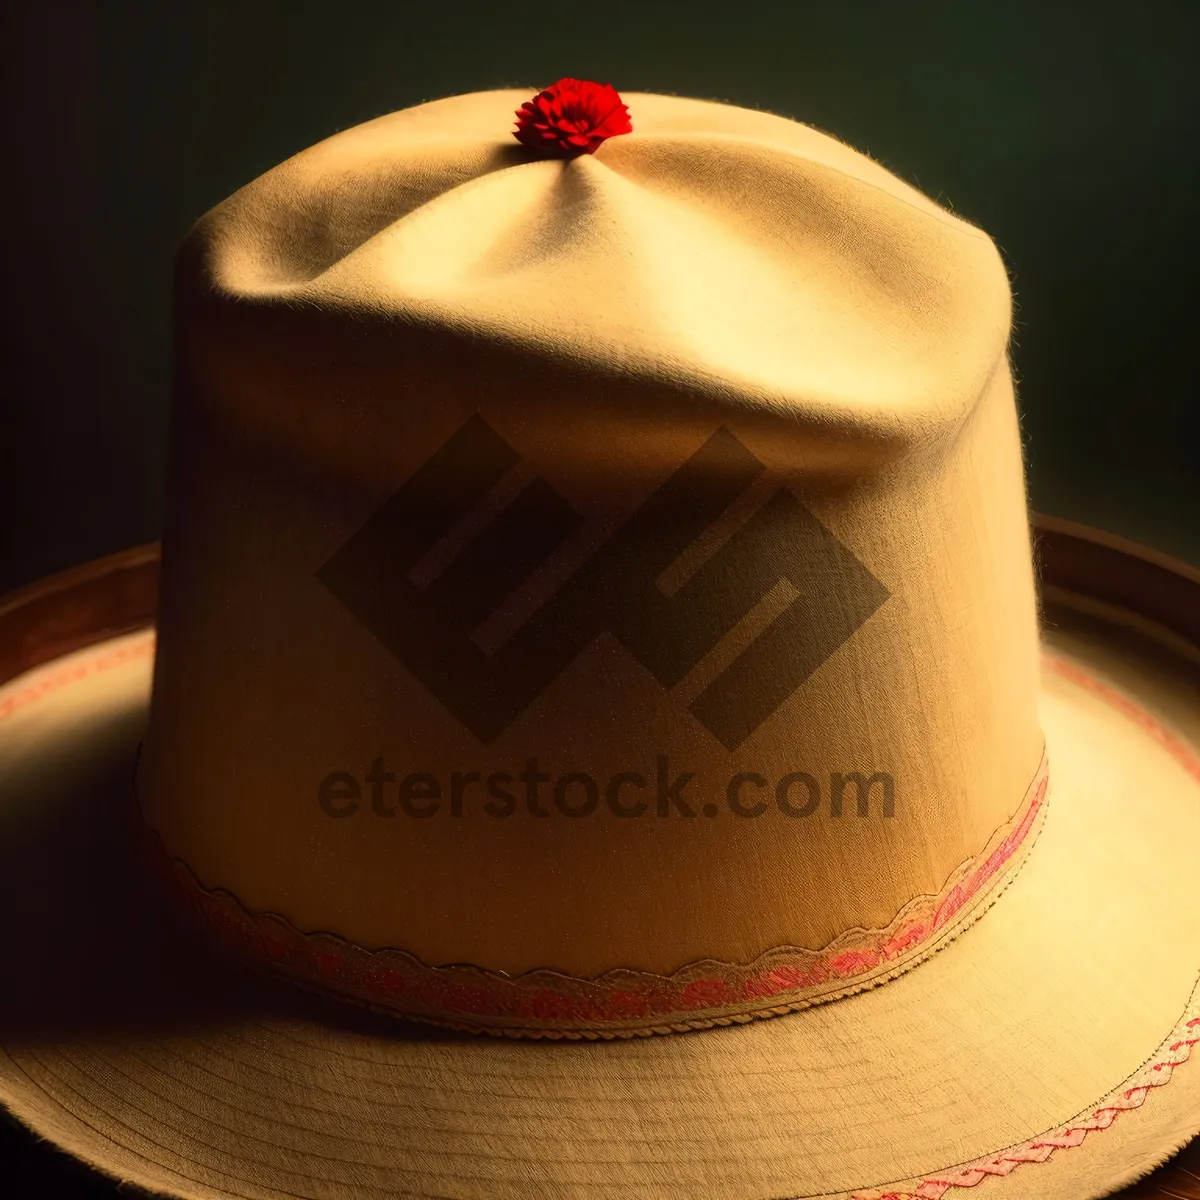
[
  {"left": 2, "top": 628, "right": 1197, "bottom": 1188},
  {"left": 1046, "top": 655, "right": 1200, "bottom": 779},
  {"left": 145, "top": 760, "right": 1048, "bottom": 1039},
  {"left": 850, "top": 1012, "right": 1200, "bottom": 1200},
  {"left": 847, "top": 653, "right": 1200, "bottom": 1200},
  {"left": 0, "top": 635, "right": 154, "bottom": 722}
]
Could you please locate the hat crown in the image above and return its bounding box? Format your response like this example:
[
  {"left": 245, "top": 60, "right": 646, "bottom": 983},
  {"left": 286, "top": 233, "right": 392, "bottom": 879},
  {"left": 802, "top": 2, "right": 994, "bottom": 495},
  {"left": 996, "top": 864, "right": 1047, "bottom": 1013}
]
[{"left": 140, "top": 90, "right": 1044, "bottom": 1034}]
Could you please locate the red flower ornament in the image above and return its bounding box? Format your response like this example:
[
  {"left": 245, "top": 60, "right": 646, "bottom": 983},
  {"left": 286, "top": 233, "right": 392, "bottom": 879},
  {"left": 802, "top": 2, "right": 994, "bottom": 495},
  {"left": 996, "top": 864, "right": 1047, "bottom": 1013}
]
[{"left": 514, "top": 78, "right": 633, "bottom": 158}]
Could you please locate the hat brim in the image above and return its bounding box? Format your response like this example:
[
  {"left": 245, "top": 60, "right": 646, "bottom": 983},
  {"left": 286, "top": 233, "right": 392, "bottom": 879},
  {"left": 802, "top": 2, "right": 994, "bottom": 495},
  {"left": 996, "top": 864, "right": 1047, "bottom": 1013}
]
[{"left": 1, "top": 523, "right": 1198, "bottom": 1200}]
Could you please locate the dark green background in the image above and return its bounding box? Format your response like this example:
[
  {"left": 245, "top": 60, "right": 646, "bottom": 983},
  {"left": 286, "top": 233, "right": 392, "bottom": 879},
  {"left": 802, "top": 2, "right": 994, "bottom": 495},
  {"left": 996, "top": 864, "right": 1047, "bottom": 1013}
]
[
  {"left": 0, "top": 5, "right": 1197, "bottom": 1191},
  {"left": 2, "top": 0, "right": 1198, "bottom": 598}
]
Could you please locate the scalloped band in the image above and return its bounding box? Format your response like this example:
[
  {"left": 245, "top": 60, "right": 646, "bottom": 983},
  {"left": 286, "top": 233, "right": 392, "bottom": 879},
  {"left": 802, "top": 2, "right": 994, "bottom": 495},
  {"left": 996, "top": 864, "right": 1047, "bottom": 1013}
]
[{"left": 146, "top": 755, "right": 1049, "bottom": 1039}]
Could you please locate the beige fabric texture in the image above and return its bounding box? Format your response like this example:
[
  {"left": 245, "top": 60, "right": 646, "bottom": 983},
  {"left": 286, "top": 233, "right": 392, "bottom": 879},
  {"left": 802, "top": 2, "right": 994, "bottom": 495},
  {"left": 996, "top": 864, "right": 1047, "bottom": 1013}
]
[
  {"left": 139, "top": 89, "right": 1042, "bottom": 993},
  {"left": 3, "top": 88, "right": 1197, "bottom": 1198},
  {"left": 0, "top": 615, "right": 1197, "bottom": 1198}
]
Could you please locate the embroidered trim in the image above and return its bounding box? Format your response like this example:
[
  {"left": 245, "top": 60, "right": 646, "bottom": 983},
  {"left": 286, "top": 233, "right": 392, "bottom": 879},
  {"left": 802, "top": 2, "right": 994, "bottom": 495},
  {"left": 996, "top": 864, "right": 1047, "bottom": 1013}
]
[
  {"left": 1046, "top": 655, "right": 1200, "bottom": 780},
  {"left": 5, "top": 618, "right": 1198, "bottom": 1179},
  {"left": 850, "top": 1006, "right": 1200, "bottom": 1200},
  {"left": 146, "top": 759, "right": 1048, "bottom": 1039},
  {"left": 846, "top": 653, "right": 1200, "bottom": 1199},
  {"left": 0, "top": 635, "right": 154, "bottom": 722}
]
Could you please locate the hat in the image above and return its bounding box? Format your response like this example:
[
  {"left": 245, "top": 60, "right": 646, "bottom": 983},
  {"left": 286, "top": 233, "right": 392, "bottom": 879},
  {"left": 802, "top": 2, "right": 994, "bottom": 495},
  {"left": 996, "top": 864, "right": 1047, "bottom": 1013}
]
[{"left": 2, "top": 84, "right": 1198, "bottom": 1199}]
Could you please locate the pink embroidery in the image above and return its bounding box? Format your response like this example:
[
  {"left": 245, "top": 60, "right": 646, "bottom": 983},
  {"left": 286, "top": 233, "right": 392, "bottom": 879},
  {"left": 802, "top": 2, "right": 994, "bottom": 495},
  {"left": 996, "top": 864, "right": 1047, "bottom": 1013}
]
[
  {"left": 852, "top": 1018, "right": 1200, "bottom": 1200},
  {"left": 0, "top": 625, "right": 1052, "bottom": 1032},
  {"left": 1046, "top": 656, "right": 1200, "bottom": 779},
  {"left": 680, "top": 978, "right": 735, "bottom": 1009},
  {"left": 0, "top": 635, "right": 154, "bottom": 721},
  {"left": 156, "top": 766, "right": 1047, "bottom": 1035},
  {"left": 828, "top": 949, "right": 883, "bottom": 975},
  {"left": 4, "top": 620, "right": 1197, "bottom": 1182},
  {"left": 606, "top": 989, "right": 652, "bottom": 1019},
  {"left": 847, "top": 654, "right": 1200, "bottom": 1200}
]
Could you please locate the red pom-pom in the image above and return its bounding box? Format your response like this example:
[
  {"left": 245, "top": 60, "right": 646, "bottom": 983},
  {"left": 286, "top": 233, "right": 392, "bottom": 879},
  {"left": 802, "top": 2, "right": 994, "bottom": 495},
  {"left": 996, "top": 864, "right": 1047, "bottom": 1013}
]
[{"left": 513, "top": 78, "right": 633, "bottom": 158}]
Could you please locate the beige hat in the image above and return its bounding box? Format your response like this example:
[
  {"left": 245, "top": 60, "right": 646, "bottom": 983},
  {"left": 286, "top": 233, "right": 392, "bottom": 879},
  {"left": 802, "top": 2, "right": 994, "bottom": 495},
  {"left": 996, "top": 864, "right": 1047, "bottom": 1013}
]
[{"left": 1, "top": 84, "right": 1198, "bottom": 1199}]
